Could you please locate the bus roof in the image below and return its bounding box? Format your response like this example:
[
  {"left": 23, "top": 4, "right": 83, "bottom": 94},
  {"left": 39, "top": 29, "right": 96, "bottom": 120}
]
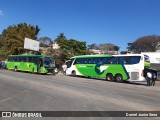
[
  {"left": 113, "top": 54, "right": 145, "bottom": 57},
  {"left": 71, "top": 54, "right": 112, "bottom": 59}
]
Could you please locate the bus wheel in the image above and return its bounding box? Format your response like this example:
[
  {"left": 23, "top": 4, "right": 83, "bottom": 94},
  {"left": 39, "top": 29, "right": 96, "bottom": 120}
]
[
  {"left": 115, "top": 74, "right": 123, "bottom": 82},
  {"left": 71, "top": 71, "right": 76, "bottom": 77},
  {"left": 106, "top": 74, "right": 113, "bottom": 81},
  {"left": 14, "top": 66, "right": 18, "bottom": 72}
]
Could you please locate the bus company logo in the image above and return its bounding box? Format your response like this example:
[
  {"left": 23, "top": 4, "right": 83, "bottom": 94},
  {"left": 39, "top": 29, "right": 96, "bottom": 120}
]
[
  {"left": 2, "top": 112, "right": 11, "bottom": 117},
  {"left": 79, "top": 65, "right": 86, "bottom": 68},
  {"left": 100, "top": 65, "right": 109, "bottom": 73}
]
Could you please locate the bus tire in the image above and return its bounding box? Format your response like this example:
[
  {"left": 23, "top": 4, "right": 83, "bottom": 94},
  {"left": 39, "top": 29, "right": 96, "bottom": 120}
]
[
  {"left": 14, "top": 66, "right": 18, "bottom": 72},
  {"left": 106, "top": 73, "right": 114, "bottom": 81},
  {"left": 71, "top": 70, "right": 76, "bottom": 77},
  {"left": 115, "top": 74, "right": 123, "bottom": 82}
]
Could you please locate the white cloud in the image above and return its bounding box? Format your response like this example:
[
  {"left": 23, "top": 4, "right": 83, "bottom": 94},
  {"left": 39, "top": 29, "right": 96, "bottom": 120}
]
[{"left": 0, "top": 10, "right": 4, "bottom": 16}]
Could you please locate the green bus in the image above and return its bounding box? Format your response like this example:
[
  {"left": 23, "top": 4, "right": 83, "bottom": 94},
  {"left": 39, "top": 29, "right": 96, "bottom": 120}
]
[
  {"left": 6, "top": 54, "right": 55, "bottom": 74},
  {"left": 65, "top": 54, "right": 130, "bottom": 82}
]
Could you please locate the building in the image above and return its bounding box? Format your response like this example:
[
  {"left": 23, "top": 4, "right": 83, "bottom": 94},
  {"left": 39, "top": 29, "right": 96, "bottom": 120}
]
[{"left": 52, "top": 42, "right": 60, "bottom": 49}]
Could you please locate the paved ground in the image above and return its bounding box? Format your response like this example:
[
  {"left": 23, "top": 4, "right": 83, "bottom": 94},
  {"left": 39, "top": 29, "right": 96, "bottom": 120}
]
[{"left": 0, "top": 70, "right": 160, "bottom": 120}]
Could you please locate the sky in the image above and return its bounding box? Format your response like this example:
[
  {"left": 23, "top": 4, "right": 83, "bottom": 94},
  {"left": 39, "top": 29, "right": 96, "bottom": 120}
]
[{"left": 0, "top": 0, "right": 160, "bottom": 51}]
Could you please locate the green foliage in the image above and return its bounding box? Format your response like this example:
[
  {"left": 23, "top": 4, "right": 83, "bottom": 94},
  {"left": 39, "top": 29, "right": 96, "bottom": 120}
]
[
  {"left": 127, "top": 35, "right": 160, "bottom": 53},
  {"left": 58, "top": 39, "right": 86, "bottom": 59},
  {"left": 49, "top": 33, "right": 86, "bottom": 67},
  {"left": 54, "top": 33, "right": 66, "bottom": 42},
  {"left": 0, "top": 23, "right": 40, "bottom": 59}
]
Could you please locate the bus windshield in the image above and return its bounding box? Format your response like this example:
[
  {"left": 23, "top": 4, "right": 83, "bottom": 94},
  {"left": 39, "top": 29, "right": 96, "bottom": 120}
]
[
  {"left": 66, "top": 58, "right": 74, "bottom": 68},
  {"left": 43, "top": 57, "right": 55, "bottom": 68}
]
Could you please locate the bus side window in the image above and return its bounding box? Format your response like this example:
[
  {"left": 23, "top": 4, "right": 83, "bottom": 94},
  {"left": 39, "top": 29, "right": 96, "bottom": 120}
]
[
  {"left": 88, "top": 58, "right": 91, "bottom": 64},
  {"left": 74, "top": 58, "right": 79, "bottom": 64},
  {"left": 108, "top": 58, "right": 114, "bottom": 64},
  {"left": 112, "top": 58, "right": 118, "bottom": 64},
  {"left": 90, "top": 58, "right": 96, "bottom": 64},
  {"left": 130, "top": 56, "right": 140, "bottom": 64},
  {"left": 98, "top": 58, "right": 104, "bottom": 64},
  {"left": 32, "top": 57, "right": 38, "bottom": 63},
  {"left": 91, "top": 58, "right": 96, "bottom": 64},
  {"left": 28, "top": 57, "right": 32, "bottom": 62},
  {"left": 22, "top": 57, "right": 26, "bottom": 62},
  {"left": 104, "top": 58, "right": 108, "bottom": 64},
  {"left": 119, "top": 57, "right": 124, "bottom": 64},
  {"left": 83, "top": 58, "right": 88, "bottom": 64},
  {"left": 13, "top": 57, "right": 17, "bottom": 62},
  {"left": 8, "top": 57, "right": 12, "bottom": 61},
  {"left": 124, "top": 57, "right": 129, "bottom": 64},
  {"left": 73, "top": 59, "right": 77, "bottom": 64},
  {"left": 17, "top": 57, "right": 21, "bottom": 62},
  {"left": 114, "top": 57, "right": 120, "bottom": 64},
  {"left": 79, "top": 58, "right": 83, "bottom": 64},
  {"left": 21, "top": 57, "right": 23, "bottom": 62},
  {"left": 13, "top": 57, "right": 18, "bottom": 62}
]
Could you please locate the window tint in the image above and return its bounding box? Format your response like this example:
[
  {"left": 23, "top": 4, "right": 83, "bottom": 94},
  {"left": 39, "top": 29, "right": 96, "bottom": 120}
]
[
  {"left": 108, "top": 57, "right": 116, "bottom": 64},
  {"left": 130, "top": 56, "right": 140, "bottom": 64},
  {"left": 13, "top": 57, "right": 17, "bottom": 62},
  {"left": 115, "top": 56, "right": 141, "bottom": 65},
  {"left": 74, "top": 57, "right": 118, "bottom": 64},
  {"left": 21, "top": 57, "right": 27, "bottom": 62},
  {"left": 26, "top": 57, "right": 32, "bottom": 62},
  {"left": 33, "top": 57, "right": 39, "bottom": 63},
  {"left": 88, "top": 58, "right": 92, "bottom": 64},
  {"left": 16, "top": 57, "right": 21, "bottom": 62},
  {"left": 83, "top": 58, "right": 87, "bottom": 64},
  {"left": 74, "top": 58, "right": 89, "bottom": 64},
  {"left": 97, "top": 58, "right": 105, "bottom": 64},
  {"left": 89, "top": 58, "right": 97, "bottom": 64},
  {"left": 74, "top": 58, "right": 83, "bottom": 64},
  {"left": 123, "top": 57, "right": 129, "bottom": 64},
  {"left": 8, "top": 57, "right": 13, "bottom": 61}
]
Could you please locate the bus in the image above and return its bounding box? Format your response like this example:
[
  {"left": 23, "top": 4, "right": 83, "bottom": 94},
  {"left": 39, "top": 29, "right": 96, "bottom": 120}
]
[
  {"left": 6, "top": 54, "right": 55, "bottom": 74},
  {"left": 113, "top": 54, "right": 150, "bottom": 81},
  {"left": 65, "top": 54, "right": 130, "bottom": 82}
]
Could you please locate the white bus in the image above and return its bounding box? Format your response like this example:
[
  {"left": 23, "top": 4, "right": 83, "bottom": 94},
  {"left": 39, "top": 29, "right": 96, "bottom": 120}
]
[{"left": 113, "top": 54, "right": 150, "bottom": 81}]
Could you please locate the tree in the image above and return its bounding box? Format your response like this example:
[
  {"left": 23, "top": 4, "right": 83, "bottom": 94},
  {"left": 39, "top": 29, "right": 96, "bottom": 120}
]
[
  {"left": 99, "top": 43, "right": 119, "bottom": 51},
  {"left": 87, "top": 43, "right": 119, "bottom": 52},
  {"left": 56, "top": 39, "right": 86, "bottom": 65},
  {"left": 127, "top": 35, "right": 160, "bottom": 53},
  {"left": 38, "top": 37, "right": 52, "bottom": 47},
  {"left": 127, "top": 43, "right": 133, "bottom": 51},
  {"left": 87, "top": 43, "right": 99, "bottom": 50},
  {"left": 58, "top": 39, "right": 86, "bottom": 59},
  {"left": 0, "top": 23, "right": 40, "bottom": 58},
  {"left": 54, "top": 33, "right": 67, "bottom": 43},
  {"left": 113, "top": 45, "right": 120, "bottom": 51}
]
